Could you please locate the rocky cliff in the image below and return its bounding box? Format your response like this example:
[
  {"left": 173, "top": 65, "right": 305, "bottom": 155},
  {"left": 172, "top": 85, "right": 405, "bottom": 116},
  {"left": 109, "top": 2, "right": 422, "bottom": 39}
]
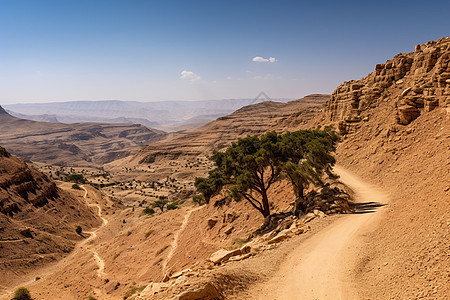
[
  {"left": 323, "top": 37, "right": 449, "bottom": 133},
  {"left": 0, "top": 146, "right": 60, "bottom": 215}
]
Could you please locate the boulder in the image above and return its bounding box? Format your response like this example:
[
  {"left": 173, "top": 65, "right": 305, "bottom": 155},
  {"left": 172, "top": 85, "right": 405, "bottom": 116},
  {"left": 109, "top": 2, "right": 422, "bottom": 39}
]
[
  {"left": 228, "top": 253, "right": 252, "bottom": 262},
  {"left": 240, "top": 245, "right": 252, "bottom": 254},
  {"left": 292, "top": 225, "right": 310, "bottom": 235},
  {"left": 304, "top": 212, "right": 316, "bottom": 223},
  {"left": 223, "top": 226, "right": 234, "bottom": 235},
  {"left": 139, "top": 282, "right": 170, "bottom": 298},
  {"left": 170, "top": 268, "right": 192, "bottom": 279},
  {"left": 351, "top": 84, "right": 364, "bottom": 90},
  {"left": 398, "top": 105, "right": 420, "bottom": 124},
  {"left": 174, "top": 283, "right": 223, "bottom": 300},
  {"left": 20, "top": 228, "right": 33, "bottom": 238},
  {"left": 209, "top": 248, "right": 242, "bottom": 264},
  {"left": 268, "top": 229, "right": 292, "bottom": 244},
  {"left": 207, "top": 218, "right": 218, "bottom": 229},
  {"left": 223, "top": 212, "right": 237, "bottom": 223},
  {"left": 313, "top": 209, "right": 326, "bottom": 218}
]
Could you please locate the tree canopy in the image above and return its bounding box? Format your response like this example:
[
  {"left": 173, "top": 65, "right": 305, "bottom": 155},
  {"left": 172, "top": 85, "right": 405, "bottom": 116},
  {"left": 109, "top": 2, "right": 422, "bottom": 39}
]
[{"left": 194, "top": 128, "right": 339, "bottom": 219}]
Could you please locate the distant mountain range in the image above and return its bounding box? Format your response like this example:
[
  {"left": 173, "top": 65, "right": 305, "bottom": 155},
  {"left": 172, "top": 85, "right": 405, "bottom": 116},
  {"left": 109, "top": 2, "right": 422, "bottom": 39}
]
[
  {"left": 0, "top": 105, "right": 164, "bottom": 166},
  {"left": 4, "top": 98, "right": 293, "bottom": 132}
]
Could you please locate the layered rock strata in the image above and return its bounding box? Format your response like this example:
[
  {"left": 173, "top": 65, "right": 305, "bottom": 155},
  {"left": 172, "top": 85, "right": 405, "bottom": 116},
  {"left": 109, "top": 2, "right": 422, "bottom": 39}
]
[{"left": 324, "top": 37, "right": 450, "bottom": 133}]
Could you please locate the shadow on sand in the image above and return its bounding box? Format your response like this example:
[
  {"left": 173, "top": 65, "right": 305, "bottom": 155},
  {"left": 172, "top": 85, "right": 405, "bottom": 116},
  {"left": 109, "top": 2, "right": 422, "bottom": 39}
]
[{"left": 351, "top": 201, "right": 386, "bottom": 214}]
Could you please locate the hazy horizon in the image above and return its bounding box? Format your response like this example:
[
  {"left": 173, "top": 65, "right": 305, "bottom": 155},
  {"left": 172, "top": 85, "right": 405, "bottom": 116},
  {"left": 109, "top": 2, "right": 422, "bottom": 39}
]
[
  {"left": 1, "top": 0, "right": 449, "bottom": 105},
  {"left": 1, "top": 96, "right": 297, "bottom": 106}
]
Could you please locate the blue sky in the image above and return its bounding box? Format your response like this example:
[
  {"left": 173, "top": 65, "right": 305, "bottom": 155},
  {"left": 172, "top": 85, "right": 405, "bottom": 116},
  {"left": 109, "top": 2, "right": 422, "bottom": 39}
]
[{"left": 0, "top": 0, "right": 449, "bottom": 104}]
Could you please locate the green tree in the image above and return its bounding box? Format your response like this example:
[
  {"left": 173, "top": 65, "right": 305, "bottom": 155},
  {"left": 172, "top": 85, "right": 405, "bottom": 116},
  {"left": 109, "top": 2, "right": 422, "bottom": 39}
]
[
  {"left": 280, "top": 127, "right": 339, "bottom": 215},
  {"left": 66, "top": 173, "right": 86, "bottom": 184},
  {"left": 143, "top": 207, "right": 155, "bottom": 215},
  {"left": 195, "top": 129, "right": 338, "bottom": 220},
  {"left": 12, "top": 287, "right": 31, "bottom": 300},
  {"left": 166, "top": 203, "right": 178, "bottom": 210},
  {"left": 152, "top": 199, "right": 168, "bottom": 212},
  {"left": 192, "top": 194, "right": 206, "bottom": 205},
  {"left": 72, "top": 183, "right": 81, "bottom": 190}
]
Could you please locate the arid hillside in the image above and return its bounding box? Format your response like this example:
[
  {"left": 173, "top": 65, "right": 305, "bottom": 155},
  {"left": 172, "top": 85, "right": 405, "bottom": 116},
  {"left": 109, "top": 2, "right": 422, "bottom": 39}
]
[
  {"left": 122, "top": 37, "right": 449, "bottom": 300},
  {"left": 0, "top": 147, "right": 101, "bottom": 291},
  {"left": 0, "top": 106, "right": 165, "bottom": 166},
  {"left": 127, "top": 94, "right": 329, "bottom": 166},
  {"left": 317, "top": 37, "right": 449, "bottom": 299},
  {"left": 1, "top": 37, "right": 447, "bottom": 300}
]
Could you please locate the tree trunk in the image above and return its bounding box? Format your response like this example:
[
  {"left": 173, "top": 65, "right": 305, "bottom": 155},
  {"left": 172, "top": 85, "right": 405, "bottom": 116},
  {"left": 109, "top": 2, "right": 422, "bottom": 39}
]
[
  {"left": 261, "top": 187, "right": 270, "bottom": 217},
  {"left": 293, "top": 185, "right": 305, "bottom": 217},
  {"left": 293, "top": 196, "right": 306, "bottom": 217},
  {"left": 263, "top": 214, "right": 272, "bottom": 227}
]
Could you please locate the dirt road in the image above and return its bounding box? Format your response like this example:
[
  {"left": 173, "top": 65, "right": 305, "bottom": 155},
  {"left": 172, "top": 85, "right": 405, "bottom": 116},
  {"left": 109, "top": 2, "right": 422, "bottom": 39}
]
[
  {"left": 248, "top": 166, "right": 389, "bottom": 299},
  {"left": 81, "top": 186, "right": 107, "bottom": 278}
]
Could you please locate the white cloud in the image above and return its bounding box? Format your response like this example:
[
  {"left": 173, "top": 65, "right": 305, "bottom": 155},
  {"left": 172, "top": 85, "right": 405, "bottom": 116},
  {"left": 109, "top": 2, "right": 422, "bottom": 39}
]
[
  {"left": 180, "top": 70, "right": 201, "bottom": 83},
  {"left": 252, "top": 56, "right": 277, "bottom": 63}
]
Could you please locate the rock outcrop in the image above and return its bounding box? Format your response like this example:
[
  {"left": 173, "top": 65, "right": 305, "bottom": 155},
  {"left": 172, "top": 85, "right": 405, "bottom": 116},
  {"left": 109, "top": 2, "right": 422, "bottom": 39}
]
[
  {"left": 0, "top": 146, "right": 58, "bottom": 215},
  {"left": 324, "top": 37, "right": 450, "bottom": 133}
]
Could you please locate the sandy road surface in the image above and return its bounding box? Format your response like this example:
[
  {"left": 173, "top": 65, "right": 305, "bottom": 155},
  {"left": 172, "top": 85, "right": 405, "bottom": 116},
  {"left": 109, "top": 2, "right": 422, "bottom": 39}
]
[{"left": 248, "top": 166, "right": 389, "bottom": 300}]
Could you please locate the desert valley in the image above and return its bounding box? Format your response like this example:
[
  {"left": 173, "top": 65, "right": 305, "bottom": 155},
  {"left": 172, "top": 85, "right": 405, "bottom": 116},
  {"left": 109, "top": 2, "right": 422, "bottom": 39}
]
[{"left": 0, "top": 36, "right": 448, "bottom": 300}]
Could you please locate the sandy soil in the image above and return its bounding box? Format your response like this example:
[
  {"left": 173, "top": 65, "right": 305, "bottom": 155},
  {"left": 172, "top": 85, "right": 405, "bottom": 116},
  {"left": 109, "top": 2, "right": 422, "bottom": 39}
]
[{"left": 243, "top": 167, "right": 389, "bottom": 299}]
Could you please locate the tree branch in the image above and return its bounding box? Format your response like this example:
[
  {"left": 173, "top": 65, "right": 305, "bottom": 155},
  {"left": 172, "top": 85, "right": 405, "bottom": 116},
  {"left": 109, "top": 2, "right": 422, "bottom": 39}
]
[
  {"left": 241, "top": 192, "right": 263, "bottom": 212},
  {"left": 266, "top": 162, "right": 276, "bottom": 190}
]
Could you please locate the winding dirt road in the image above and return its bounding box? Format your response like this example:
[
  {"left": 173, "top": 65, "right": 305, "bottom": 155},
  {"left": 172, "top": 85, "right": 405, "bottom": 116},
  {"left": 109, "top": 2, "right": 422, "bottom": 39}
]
[
  {"left": 249, "top": 166, "right": 389, "bottom": 299},
  {"left": 81, "top": 186, "right": 107, "bottom": 278}
]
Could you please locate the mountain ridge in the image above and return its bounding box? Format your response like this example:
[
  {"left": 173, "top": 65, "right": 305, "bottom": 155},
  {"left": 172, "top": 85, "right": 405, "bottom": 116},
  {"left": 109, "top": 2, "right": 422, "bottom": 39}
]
[
  {"left": 0, "top": 107, "right": 165, "bottom": 166},
  {"left": 4, "top": 98, "right": 294, "bottom": 132}
]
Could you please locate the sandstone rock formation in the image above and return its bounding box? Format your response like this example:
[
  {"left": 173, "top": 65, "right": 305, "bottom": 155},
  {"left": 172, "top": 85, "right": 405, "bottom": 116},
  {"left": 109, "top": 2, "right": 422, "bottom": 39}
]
[
  {"left": 0, "top": 146, "right": 58, "bottom": 215},
  {"left": 324, "top": 37, "right": 450, "bottom": 133}
]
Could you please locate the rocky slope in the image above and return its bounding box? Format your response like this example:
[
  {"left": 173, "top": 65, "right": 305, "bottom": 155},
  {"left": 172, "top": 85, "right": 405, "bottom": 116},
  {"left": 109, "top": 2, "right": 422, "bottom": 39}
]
[
  {"left": 318, "top": 37, "right": 449, "bottom": 299},
  {"left": 0, "top": 106, "right": 165, "bottom": 166},
  {"left": 0, "top": 147, "right": 101, "bottom": 289}
]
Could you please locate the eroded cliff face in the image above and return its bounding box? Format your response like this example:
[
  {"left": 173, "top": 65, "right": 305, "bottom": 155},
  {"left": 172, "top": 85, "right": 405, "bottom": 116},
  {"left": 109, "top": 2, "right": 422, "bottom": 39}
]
[
  {"left": 0, "top": 146, "right": 59, "bottom": 215},
  {"left": 324, "top": 37, "right": 450, "bottom": 133}
]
